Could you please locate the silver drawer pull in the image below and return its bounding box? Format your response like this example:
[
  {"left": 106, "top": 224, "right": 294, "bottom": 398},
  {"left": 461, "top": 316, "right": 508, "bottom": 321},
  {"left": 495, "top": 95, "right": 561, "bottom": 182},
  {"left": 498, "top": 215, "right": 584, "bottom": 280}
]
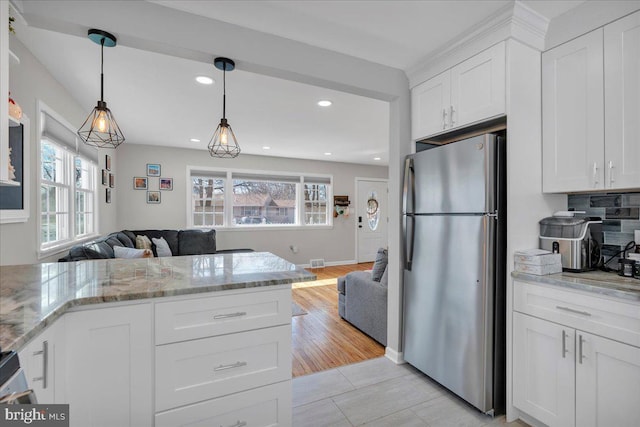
[
  {"left": 228, "top": 421, "right": 247, "bottom": 427},
  {"left": 31, "top": 341, "right": 48, "bottom": 389},
  {"left": 214, "top": 361, "right": 247, "bottom": 372},
  {"left": 555, "top": 306, "right": 592, "bottom": 317},
  {"left": 213, "top": 311, "right": 247, "bottom": 319}
]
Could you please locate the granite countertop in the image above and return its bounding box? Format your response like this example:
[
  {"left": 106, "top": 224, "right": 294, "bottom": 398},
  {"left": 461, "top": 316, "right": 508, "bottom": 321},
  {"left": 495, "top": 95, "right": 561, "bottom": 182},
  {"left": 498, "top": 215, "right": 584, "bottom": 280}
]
[
  {"left": 512, "top": 269, "right": 640, "bottom": 302},
  {"left": 0, "top": 252, "right": 316, "bottom": 351}
]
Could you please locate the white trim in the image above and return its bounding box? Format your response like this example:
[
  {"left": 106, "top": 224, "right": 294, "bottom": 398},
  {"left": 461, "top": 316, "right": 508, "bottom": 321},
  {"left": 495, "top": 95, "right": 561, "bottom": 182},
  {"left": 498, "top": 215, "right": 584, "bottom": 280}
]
[
  {"left": 296, "top": 259, "right": 357, "bottom": 269},
  {"left": 384, "top": 348, "right": 405, "bottom": 365},
  {"left": 37, "top": 232, "right": 101, "bottom": 260},
  {"left": 0, "top": 114, "right": 30, "bottom": 224},
  {"left": 354, "top": 177, "right": 389, "bottom": 263}
]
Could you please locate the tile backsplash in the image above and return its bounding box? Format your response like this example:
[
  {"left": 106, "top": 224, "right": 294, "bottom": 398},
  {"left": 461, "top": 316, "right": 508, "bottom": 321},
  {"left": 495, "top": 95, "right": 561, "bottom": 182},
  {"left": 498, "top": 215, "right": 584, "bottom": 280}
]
[{"left": 568, "top": 192, "right": 640, "bottom": 266}]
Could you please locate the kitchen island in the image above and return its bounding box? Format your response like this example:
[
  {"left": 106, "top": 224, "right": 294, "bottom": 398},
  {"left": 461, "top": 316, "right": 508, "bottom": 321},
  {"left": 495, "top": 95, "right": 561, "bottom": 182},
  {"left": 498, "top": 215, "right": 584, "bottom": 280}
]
[
  {"left": 0, "top": 252, "right": 315, "bottom": 426},
  {"left": 510, "top": 270, "right": 640, "bottom": 427}
]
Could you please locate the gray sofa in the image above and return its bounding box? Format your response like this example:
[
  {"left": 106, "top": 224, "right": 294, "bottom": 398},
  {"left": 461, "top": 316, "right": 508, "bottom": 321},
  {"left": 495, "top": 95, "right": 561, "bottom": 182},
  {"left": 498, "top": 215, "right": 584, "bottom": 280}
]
[{"left": 337, "top": 249, "right": 388, "bottom": 346}]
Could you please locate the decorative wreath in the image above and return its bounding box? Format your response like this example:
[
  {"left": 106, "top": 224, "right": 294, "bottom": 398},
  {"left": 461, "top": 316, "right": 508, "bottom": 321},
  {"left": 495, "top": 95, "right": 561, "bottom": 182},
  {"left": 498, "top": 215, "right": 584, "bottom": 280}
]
[{"left": 366, "top": 197, "right": 379, "bottom": 216}]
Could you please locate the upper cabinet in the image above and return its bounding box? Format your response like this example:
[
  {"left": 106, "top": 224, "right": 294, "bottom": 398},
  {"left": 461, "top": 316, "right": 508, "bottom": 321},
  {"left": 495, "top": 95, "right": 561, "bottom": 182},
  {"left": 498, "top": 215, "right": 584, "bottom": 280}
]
[
  {"left": 411, "top": 42, "right": 506, "bottom": 141},
  {"left": 543, "top": 11, "right": 640, "bottom": 193}
]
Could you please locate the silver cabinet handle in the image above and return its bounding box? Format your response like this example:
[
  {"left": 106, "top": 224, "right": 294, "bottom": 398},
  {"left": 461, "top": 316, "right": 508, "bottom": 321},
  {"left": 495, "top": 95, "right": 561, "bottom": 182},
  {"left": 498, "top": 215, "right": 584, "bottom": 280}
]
[
  {"left": 227, "top": 421, "right": 247, "bottom": 427},
  {"left": 214, "top": 361, "right": 247, "bottom": 372},
  {"left": 561, "top": 330, "right": 568, "bottom": 358},
  {"left": 608, "top": 160, "right": 615, "bottom": 186},
  {"left": 555, "top": 306, "right": 592, "bottom": 317},
  {"left": 578, "top": 335, "right": 586, "bottom": 364},
  {"left": 592, "top": 162, "right": 599, "bottom": 187},
  {"left": 450, "top": 105, "right": 456, "bottom": 127},
  {"left": 442, "top": 108, "right": 448, "bottom": 129},
  {"left": 32, "top": 340, "right": 48, "bottom": 389},
  {"left": 213, "top": 311, "right": 246, "bottom": 320}
]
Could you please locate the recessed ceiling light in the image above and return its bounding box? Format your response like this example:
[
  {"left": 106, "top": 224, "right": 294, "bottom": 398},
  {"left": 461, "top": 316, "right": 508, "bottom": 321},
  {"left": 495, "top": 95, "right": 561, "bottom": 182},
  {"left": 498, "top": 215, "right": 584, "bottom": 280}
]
[
  {"left": 317, "top": 100, "right": 332, "bottom": 107},
  {"left": 324, "top": 152, "right": 332, "bottom": 156},
  {"left": 374, "top": 157, "right": 381, "bottom": 161},
  {"left": 195, "top": 76, "right": 214, "bottom": 85},
  {"left": 190, "top": 138, "right": 201, "bottom": 142},
  {"left": 263, "top": 146, "right": 271, "bottom": 150}
]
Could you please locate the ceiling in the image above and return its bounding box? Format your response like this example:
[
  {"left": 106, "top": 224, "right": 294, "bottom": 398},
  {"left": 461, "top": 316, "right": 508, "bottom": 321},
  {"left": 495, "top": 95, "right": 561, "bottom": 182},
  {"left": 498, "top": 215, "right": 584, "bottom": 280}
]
[{"left": 14, "top": 1, "right": 585, "bottom": 166}]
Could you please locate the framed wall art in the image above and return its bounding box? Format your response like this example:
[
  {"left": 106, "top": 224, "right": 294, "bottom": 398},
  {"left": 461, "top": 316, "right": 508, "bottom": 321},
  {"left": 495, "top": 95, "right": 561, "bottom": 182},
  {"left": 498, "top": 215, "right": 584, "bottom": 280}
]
[
  {"left": 106, "top": 188, "right": 111, "bottom": 203},
  {"left": 147, "top": 164, "right": 161, "bottom": 177},
  {"left": 102, "top": 169, "right": 108, "bottom": 186},
  {"left": 159, "top": 178, "right": 173, "bottom": 191},
  {"left": 133, "top": 177, "right": 148, "bottom": 190},
  {"left": 105, "top": 154, "right": 111, "bottom": 171},
  {"left": 147, "top": 191, "right": 161, "bottom": 204},
  {"left": 109, "top": 173, "right": 115, "bottom": 188}
]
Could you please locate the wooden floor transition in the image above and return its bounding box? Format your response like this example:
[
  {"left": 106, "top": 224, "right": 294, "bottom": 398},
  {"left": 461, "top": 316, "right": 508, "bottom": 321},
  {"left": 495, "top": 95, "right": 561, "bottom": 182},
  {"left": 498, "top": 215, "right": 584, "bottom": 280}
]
[{"left": 291, "top": 262, "right": 385, "bottom": 377}]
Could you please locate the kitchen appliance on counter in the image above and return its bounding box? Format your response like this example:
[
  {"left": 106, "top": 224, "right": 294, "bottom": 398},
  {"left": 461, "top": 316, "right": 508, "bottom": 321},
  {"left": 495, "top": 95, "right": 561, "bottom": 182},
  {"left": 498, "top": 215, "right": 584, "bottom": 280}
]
[
  {"left": 539, "top": 216, "right": 603, "bottom": 272},
  {"left": 402, "top": 132, "right": 506, "bottom": 415},
  {"left": 0, "top": 349, "right": 36, "bottom": 404}
]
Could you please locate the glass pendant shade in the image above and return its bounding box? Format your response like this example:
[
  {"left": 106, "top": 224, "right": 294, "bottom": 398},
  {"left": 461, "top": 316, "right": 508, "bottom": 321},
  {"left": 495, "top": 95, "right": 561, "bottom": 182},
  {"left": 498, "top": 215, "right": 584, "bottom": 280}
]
[
  {"left": 77, "top": 29, "right": 125, "bottom": 149},
  {"left": 77, "top": 101, "right": 125, "bottom": 148},
  {"left": 208, "top": 118, "right": 240, "bottom": 158}
]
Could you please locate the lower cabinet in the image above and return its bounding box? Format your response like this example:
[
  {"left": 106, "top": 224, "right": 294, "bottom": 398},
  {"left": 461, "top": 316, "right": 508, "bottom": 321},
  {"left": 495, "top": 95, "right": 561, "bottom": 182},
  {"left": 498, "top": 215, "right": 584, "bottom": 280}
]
[
  {"left": 512, "top": 281, "right": 640, "bottom": 427},
  {"left": 64, "top": 303, "right": 153, "bottom": 427}
]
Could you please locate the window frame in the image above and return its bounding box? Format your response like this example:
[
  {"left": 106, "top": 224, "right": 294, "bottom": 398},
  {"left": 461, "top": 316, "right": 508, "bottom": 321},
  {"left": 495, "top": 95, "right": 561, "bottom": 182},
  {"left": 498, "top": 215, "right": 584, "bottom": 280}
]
[
  {"left": 186, "top": 166, "right": 333, "bottom": 230},
  {"left": 37, "top": 103, "right": 100, "bottom": 257}
]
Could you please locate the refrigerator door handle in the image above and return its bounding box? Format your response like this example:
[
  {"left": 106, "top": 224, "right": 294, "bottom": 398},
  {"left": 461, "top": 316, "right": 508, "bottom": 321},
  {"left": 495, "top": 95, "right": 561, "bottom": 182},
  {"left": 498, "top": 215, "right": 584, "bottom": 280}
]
[{"left": 403, "top": 157, "right": 415, "bottom": 270}]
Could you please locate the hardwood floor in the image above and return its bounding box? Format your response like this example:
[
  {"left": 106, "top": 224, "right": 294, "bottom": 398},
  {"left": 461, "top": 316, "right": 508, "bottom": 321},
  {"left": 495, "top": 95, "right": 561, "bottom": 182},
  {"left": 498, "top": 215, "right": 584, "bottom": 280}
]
[{"left": 292, "top": 262, "right": 385, "bottom": 377}]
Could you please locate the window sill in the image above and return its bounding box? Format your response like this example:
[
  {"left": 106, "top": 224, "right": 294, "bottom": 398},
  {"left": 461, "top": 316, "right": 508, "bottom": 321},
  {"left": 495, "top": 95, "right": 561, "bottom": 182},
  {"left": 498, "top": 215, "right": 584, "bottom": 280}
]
[
  {"left": 193, "top": 225, "right": 334, "bottom": 232},
  {"left": 38, "top": 233, "right": 101, "bottom": 260}
]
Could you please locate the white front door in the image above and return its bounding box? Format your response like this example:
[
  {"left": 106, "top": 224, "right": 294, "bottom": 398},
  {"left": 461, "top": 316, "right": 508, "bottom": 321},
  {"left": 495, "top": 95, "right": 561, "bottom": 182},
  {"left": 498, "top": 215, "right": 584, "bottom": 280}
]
[{"left": 356, "top": 178, "right": 388, "bottom": 263}]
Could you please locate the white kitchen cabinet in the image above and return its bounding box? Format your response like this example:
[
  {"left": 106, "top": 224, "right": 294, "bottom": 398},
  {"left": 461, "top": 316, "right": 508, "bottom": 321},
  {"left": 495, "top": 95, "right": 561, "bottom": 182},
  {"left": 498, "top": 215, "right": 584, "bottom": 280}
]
[
  {"left": 543, "top": 10, "right": 640, "bottom": 193},
  {"left": 604, "top": 11, "right": 640, "bottom": 190},
  {"left": 18, "top": 318, "right": 66, "bottom": 404},
  {"left": 64, "top": 303, "right": 153, "bottom": 427},
  {"left": 542, "top": 28, "right": 604, "bottom": 193},
  {"left": 411, "top": 42, "right": 505, "bottom": 141},
  {"left": 512, "top": 280, "right": 640, "bottom": 427}
]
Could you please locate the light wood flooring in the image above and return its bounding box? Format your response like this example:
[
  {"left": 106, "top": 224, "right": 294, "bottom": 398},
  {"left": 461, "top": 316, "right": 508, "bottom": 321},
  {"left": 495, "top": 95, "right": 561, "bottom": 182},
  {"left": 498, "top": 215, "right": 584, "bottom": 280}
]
[{"left": 292, "top": 262, "right": 385, "bottom": 378}]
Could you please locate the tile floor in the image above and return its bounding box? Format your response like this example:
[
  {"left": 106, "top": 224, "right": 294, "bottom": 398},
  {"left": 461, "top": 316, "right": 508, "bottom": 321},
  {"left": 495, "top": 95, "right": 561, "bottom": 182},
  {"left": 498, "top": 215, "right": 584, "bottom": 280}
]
[{"left": 292, "top": 357, "right": 528, "bottom": 427}]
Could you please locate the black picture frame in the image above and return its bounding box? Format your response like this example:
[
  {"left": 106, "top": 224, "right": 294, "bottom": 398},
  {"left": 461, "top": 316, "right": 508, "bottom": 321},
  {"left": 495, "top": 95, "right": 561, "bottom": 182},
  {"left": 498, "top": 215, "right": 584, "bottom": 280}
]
[
  {"left": 102, "top": 169, "right": 108, "bottom": 186},
  {"left": 159, "top": 177, "right": 173, "bottom": 191},
  {"left": 105, "top": 188, "right": 111, "bottom": 203},
  {"left": 105, "top": 154, "right": 111, "bottom": 171},
  {"left": 109, "top": 173, "right": 115, "bottom": 188}
]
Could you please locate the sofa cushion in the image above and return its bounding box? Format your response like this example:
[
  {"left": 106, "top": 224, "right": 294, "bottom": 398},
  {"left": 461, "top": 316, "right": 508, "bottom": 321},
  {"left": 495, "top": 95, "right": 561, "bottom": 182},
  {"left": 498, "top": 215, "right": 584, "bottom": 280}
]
[
  {"left": 380, "top": 265, "right": 389, "bottom": 287},
  {"left": 114, "top": 246, "right": 151, "bottom": 259},
  {"left": 85, "top": 240, "right": 116, "bottom": 258},
  {"left": 136, "top": 235, "right": 153, "bottom": 251},
  {"left": 152, "top": 237, "right": 173, "bottom": 257},
  {"left": 113, "top": 231, "right": 135, "bottom": 248},
  {"left": 178, "top": 229, "right": 216, "bottom": 255},
  {"left": 129, "top": 230, "right": 180, "bottom": 256},
  {"left": 67, "top": 245, "right": 109, "bottom": 260},
  {"left": 371, "top": 248, "right": 388, "bottom": 282}
]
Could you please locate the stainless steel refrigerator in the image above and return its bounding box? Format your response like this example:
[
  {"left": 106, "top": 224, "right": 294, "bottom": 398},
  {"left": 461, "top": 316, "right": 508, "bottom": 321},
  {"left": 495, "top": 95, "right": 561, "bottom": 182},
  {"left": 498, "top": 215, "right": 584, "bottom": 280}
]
[{"left": 402, "top": 133, "right": 506, "bottom": 415}]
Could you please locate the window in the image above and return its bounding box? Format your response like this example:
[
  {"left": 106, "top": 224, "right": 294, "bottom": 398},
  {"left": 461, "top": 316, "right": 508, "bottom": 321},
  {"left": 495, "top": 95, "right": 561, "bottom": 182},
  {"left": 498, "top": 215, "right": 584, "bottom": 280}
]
[
  {"left": 187, "top": 168, "right": 332, "bottom": 228},
  {"left": 39, "top": 106, "right": 98, "bottom": 253}
]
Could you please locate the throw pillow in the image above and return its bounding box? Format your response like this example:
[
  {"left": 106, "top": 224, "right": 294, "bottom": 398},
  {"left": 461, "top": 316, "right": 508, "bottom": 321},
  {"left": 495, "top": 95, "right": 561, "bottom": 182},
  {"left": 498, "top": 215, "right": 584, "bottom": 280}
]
[
  {"left": 380, "top": 265, "right": 389, "bottom": 287},
  {"left": 114, "top": 246, "right": 152, "bottom": 259},
  {"left": 371, "top": 248, "right": 388, "bottom": 282},
  {"left": 135, "top": 235, "right": 153, "bottom": 251},
  {"left": 152, "top": 237, "right": 173, "bottom": 257},
  {"left": 178, "top": 229, "right": 216, "bottom": 255}
]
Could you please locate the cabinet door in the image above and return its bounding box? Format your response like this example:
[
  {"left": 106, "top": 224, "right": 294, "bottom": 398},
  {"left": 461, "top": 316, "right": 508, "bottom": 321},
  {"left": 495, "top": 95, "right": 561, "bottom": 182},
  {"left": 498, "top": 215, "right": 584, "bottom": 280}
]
[
  {"left": 18, "top": 319, "right": 65, "bottom": 404},
  {"left": 542, "top": 29, "right": 604, "bottom": 193},
  {"left": 513, "top": 312, "right": 575, "bottom": 427},
  {"left": 64, "top": 304, "right": 153, "bottom": 427},
  {"left": 450, "top": 42, "right": 505, "bottom": 129},
  {"left": 411, "top": 71, "right": 450, "bottom": 140},
  {"left": 575, "top": 332, "right": 640, "bottom": 427},
  {"left": 604, "top": 11, "right": 640, "bottom": 190}
]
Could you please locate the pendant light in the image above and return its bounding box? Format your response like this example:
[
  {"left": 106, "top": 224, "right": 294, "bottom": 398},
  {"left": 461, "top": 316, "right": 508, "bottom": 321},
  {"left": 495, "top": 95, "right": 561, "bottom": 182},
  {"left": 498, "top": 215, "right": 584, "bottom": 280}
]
[
  {"left": 208, "top": 57, "right": 240, "bottom": 158},
  {"left": 77, "top": 29, "right": 125, "bottom": 148}
]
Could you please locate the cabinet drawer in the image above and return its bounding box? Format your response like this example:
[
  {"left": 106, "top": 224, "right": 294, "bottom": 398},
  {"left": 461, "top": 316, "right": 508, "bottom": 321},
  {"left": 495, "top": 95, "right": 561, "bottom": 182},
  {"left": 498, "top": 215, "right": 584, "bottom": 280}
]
[
  {"left": 156, "top": 325, "right": 291, "bottom": 411},
  {"left": 514, "top": 280, "right": 640, "bottom": 347},
  {"left": 155, "top": 288, "right": 290, "bottom": 344},
  {"left": 155, "top": 380, "right": 292, "bottom": 427}
]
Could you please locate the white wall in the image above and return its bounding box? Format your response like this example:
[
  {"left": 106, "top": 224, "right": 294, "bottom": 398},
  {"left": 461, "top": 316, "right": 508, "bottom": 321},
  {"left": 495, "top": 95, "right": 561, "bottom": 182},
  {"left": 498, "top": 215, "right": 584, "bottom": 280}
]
[
  {"left": 1, "top": 37, "right": 118, "bottom": 266},
  {"left": 115, "top": 143, "right": 387, "bottom": 265}
]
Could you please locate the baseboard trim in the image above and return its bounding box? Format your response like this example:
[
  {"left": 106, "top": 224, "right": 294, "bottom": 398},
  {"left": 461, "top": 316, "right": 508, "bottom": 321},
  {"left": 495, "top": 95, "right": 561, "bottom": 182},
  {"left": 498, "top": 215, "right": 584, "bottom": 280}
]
[
  {"left": 385, "top": 347, "right": 405, "bottom": 364},
  {"left": 297, "top": 259, "right": 357, "bottom": 268}
]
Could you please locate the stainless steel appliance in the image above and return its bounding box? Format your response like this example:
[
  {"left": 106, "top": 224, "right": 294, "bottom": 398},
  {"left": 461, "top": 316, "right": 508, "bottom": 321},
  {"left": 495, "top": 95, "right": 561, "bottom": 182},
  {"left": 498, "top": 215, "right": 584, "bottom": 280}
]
[
  {"left": 539, "top": 216, "right": 603, "bottom": 272},
  {"left": 402, "top": 133, "right": 506, "bottom": 415},
  {"left": 0, "top": 350, "right": 37, "bottom": 404}
]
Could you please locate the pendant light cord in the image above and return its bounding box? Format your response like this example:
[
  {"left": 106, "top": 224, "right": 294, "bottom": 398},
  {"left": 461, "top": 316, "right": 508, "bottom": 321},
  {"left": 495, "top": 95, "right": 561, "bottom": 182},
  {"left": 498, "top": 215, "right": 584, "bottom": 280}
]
[
  {"left": 222, "top": 62, "right": 226, "bottom": 120},
  {"left": 100, "top": 38, "right": 105, "bottom": 103}
]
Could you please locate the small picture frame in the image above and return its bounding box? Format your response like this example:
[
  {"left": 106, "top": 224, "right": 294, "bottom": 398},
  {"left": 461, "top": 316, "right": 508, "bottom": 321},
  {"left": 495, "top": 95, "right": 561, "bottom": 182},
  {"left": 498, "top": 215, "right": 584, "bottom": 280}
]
[
  {"left": 159, "top": 177, "right": 173, "bottom": 191},
  {"left": 102, "top": 169, "right": 108, "bottom": 186},
  {"left": 133, "top": 177, "right": 148, "bottom": 190},
  {"left": 109, "top": 173, "right": 115, "bottom": 188},
  {"left": 147, "top": 190, "right": 161, "bottom": 204},
  {"left": 105, "top": 188, "right": 111, "bottom": 204},
  {"left": 105, "top": 154, "right": 111, "bottom": 171},
  {"left": 147, "top": 163, "right": 161, "bottom": 177}
]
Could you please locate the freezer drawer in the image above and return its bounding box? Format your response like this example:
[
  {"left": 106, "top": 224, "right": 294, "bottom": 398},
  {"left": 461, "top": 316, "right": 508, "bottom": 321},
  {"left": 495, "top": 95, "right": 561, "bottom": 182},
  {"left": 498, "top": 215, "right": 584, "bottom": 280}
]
[{"left": 403, "top": 214, "right": 495, "bottom": 412}]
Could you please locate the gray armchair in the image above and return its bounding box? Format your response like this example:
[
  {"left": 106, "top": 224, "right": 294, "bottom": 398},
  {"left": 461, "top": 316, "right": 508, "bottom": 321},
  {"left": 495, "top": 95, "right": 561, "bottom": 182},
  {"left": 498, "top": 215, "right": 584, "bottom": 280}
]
[{"left": 337, "top": 251, "right": 388, "bottom": 346}]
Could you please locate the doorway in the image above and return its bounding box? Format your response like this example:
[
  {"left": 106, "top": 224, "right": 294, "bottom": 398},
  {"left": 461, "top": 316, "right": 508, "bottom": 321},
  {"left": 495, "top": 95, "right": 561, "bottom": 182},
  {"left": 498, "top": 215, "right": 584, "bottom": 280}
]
[{"left": 355, "top": 178, "right": 388, "bottom": 262}]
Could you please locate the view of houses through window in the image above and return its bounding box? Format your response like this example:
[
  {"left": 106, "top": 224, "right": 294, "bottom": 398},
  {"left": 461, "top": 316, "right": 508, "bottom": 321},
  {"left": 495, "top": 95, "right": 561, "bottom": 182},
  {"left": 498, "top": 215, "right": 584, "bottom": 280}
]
[{"left": 190, "top": 169, "right": 331, "bottom": 228}]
